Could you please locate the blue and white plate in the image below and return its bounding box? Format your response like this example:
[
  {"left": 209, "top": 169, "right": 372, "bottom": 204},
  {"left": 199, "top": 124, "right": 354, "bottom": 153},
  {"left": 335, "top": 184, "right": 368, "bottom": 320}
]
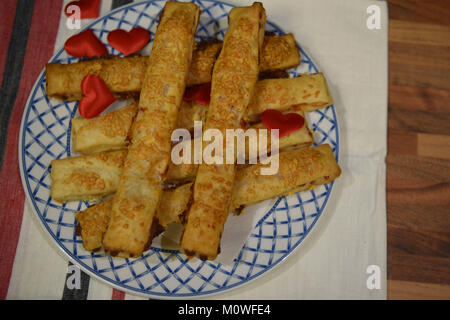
[{"left": 19, "top": 0, "right": 339, "bottom": 298}]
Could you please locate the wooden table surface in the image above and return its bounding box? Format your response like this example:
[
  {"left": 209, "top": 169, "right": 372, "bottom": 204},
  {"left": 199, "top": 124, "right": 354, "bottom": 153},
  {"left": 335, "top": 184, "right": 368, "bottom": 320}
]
[{"left": 387, "top": 0, "right": 450, "bottom": 300}]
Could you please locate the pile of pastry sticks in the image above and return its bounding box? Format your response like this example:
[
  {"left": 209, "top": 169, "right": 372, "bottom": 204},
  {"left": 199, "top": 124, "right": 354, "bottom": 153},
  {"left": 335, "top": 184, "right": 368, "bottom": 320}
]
[{"left": 48, "top": 2, "right": 340, "bottom": 260}]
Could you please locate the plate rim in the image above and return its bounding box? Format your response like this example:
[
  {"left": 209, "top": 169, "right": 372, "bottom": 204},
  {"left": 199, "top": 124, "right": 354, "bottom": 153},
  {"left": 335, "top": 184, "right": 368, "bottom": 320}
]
[{"left": 18, "top": 0, "right": 340, "bottom": 299}]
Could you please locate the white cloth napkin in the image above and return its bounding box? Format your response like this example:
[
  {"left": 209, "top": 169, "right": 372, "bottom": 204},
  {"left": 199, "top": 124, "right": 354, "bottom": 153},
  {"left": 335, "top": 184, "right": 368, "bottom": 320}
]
[
  {"left": 7, "top": 0, "right": 387, "bottom": 300},
  {"left": 212, "top": 0, "right": 388, "bottom": 300}
]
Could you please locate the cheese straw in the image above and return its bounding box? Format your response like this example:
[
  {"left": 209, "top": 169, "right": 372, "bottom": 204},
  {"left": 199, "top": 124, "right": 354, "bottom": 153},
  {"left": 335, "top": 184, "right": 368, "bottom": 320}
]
[
  {"left": 166, "top": 110, "right": 313, "bottom": 183},
  {"left": 244, "top": 73, "right": 334, "bottom": 122},
  {"left": 71, "top": 101, "right": 137, "bottom": 154},
  {"left": 181, "top": 3, "right": 266, "bottom": 260},
  {"left": 75, "top": 144, "right": 341, "bottom": 253},
  {"left": 50, "top": 150, "right": 126, "bottom": 203},
  {"left": 102, "top": 2, "right": 200, "bottom": 258},
  {"left": 46, "top": 55, "right": 146, "bottom": 100},
  {"left": 46, "top": 34, "right": 299, "bottom": 100},
  {"left": 165, "top": 145, "right": 341, "bottom": 225},
  {"left": 70, "top": 74, "right": 328, "bottom": 156},
  {"left": 76, "top": 199, "right": 112, "bottom": 252},
  {"left": 54, "top": 111, "right": 313, "bottom": 202},
  {"left": 230, "top": 144, "right": 340, "bottom": 209}
]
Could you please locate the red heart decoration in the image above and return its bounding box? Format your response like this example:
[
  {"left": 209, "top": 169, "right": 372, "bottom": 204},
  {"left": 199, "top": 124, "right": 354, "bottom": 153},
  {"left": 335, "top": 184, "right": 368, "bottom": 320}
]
[
  {"left": 183, "top": 83, "right": 211, "bottom": 105},
  {"left": 64, "top": 29, "right": 108, "bottom": 58},
  {"left": 260, "top": 109, "right": 305, "bottom": 138},
  {"left": 79, "top": 75, "right": 116, "bottom": 119},
  {"left": 65, "top": 0, "right": 101, "bottom": 19},
  {"left": 107, "top": 28, "right": 151, "bottom": 56}
]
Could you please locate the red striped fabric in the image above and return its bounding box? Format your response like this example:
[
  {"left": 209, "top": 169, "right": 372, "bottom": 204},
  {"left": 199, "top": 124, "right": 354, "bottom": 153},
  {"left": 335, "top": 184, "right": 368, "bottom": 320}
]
[
  {"left": 111, "top": 289, "right": 126, "bottom": 300},
  {"left": 0, "top": 0, "right": 17, "bottom": 84},
  {"left": 0, "top": 0, "right": 63, "bottom": 299}
]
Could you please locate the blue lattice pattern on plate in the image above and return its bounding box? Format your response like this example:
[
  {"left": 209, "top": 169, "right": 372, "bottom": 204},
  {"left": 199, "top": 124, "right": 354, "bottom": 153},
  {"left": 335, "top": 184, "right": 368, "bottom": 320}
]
[{"left": 19, "top": 0, "right": 339, "bottom": 297}]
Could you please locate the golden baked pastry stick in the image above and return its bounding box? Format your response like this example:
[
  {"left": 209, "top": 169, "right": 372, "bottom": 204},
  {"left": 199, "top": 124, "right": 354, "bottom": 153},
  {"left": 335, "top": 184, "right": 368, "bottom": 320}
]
[
  {"left": 75, "top": 144, "right": 341, "bottom": 252},
  {"left": 244, "top": 73, "right": 334, "bottom": 122},
  {"left": 76, "top": 199, "right": 112, "bottom": 252},
  {"left": 76, "top": 183, "right": 192, "bottom": 252},
  {"left": 50, "top": 150, "right": 126, "bottom": 203},
  {"left": 186, "top": 40, "right": 222, "bottom": 87},
  {"left": 164, "top": 145, "right": 341, "bottom": 227},
  {"left": 180, "top": 3, "right": 266, "bottom": 260},
  {"left": 45, "top": 34, "right": 299, "bottom": 100},
  {"left": 71, "top": 101, "right": 137, "bottom": 154},
  {"left": 259, "top": 33, "right": 300, "bottom": 72},
  {"left": 52, "top": 112, "right": 313, "bottom": 202},
  {"left": 230, "top": 144, "right": 340, "bottom": 209},
  {"left": 166, "top": 110, "right": 313, "bottom": 183},
  {"left": 182, "top": 73, "right": 333, "bottom": 127},
  {"left": 102, "top": 2, "right": 200, "bottom": 258},
  {"left": 186, "top": 33, "right": 299, "bottom": 86},
  {"left": 70, "top": 73, "right": 330, "bottom": 155},
  {"left": 46, "top": 56, "right": 146, "bottom": 101},
  {"left": 183, "top": 73, "right": 333, "bottom": 126},
  {"left": 70, "top": 100, "right": 204, "bottom": 156},
  {"left": 176, "top": 100, "right": 209, "bottom": 131},
  {"left": 179, "top": 72, "right": 333, "bottom": 130}
]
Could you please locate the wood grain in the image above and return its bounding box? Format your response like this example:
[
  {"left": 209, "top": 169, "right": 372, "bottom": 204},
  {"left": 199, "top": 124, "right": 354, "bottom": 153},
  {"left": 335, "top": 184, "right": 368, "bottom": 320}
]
[
  {"left": 417, "top": 133, "right": 450, "bottom": 160},
  {"left": 389, "top": 280, "right": 450, "bottom": 300},
  {"left": 389, "top": 20, "right": 450, "bottom": 47},
  {"left": 389, "top": 109, "right": 450, "bottom": 135},
  {"left": 389, "top": 84, "right": 450, "bottom": 113},
  {"left": 388, "top": 130, "right": 450, "bottom": 160},
  {"left": 388, "top": 0, "right": 450, "bottom": 26},
  {"left": 388, "top": 248, "right": 449, "bottom": 284},
  {"left": 387, "top": 0, "right": 450, "bottom": 299}
]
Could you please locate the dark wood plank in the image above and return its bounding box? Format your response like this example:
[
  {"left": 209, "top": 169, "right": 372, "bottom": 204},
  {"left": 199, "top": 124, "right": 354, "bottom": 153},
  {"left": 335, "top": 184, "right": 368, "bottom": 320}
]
[
  {"left": 388, "top": 242, "right": 450, "bottom": 285},
  {"left": 388, "top": 108, "right": 450, "bottom": 135},
  {"left": 389, "top": 19, "right": 450, "bottom": 91},
  {"left": 388, "top": 129, "right": 450, "bottom": 160},
  {"left": 389, "top": 280, "right": 450, "bottom": 300},
  {"left": 386, "top": 153, "right": 450, "bottom": 183},
  {"left": 387, "top": 129, "right": 417, "bottom": 156},
  {"left": 388, "top": 203, "right": 450, "bottom": 235},
  {"left": 389, "top": 84, "right": 450, "bottom": 113},
  {"left": 389, "top": 31, "right": 450, "bottom": 90},
  {"left": 390, "top": 40, "right": 450, "bottom": 67},
  {"left": 387, "top": 0, "right": 450, "bottom": 300},
  {"left": 388, "top": 182, "right": 450, "bottom": 206},
  {"left": 388, "top": 218, "right": 450, "bottom": 260},
  {"left": 389, "top": 19, "right": 450, "bottom": 47},
  {"left": 388, "top": 0, "right": 450, "bottom": 26},
  {"left": 389, "top": 61, "right": 450, "bottom": 91}
]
